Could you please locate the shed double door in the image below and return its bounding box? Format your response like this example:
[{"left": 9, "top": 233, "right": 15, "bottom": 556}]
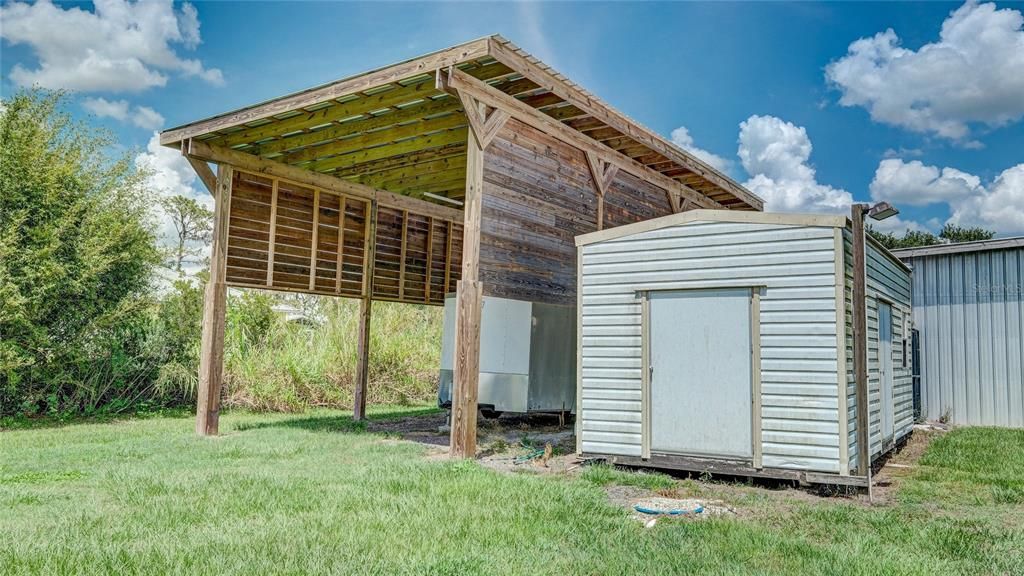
[{"left": 647, "top": 288, "right": 754, "bottom": 460}]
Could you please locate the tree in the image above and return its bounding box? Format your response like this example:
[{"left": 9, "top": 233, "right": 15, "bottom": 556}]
[
  {"left": 868, "top": 224, "right": 996, "bottom": 250},
  {"left": 867, "top": 227, "right": 939, "bottom": 250},
  {"left": 0, "top": 89, "right": 161, "bottom": 414},
  {"left": 161, "top": 194, "right": 213, "bottom": 275},
  {"left": 939, "top": 224, "right": 994, "bottom": 244}
]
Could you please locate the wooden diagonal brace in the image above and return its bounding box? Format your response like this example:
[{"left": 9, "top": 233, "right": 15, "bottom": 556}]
[
  {"left": 181, "top": 140, "right": 217, "bottom": 195},
  {"left": 457, "top": 90, "right": 510, "bottom": 151}
]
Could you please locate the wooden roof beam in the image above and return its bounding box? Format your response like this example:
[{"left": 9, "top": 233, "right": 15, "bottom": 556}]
[
  {"left": 487, "top": 36, "right": 762, "bottom": 210},
  {"left": 161, "top": 37, "right": 491, "bottom": 146},
  {"left": 184, "top": 138, "right": 463, "bottom": 222},
  {"left": 444, "top": 67, "right": 724, "bottom": 211}
]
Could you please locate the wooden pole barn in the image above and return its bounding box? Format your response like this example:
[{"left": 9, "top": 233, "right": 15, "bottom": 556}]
[{"left": 160, "top": 35, "right": 764, "bottom": 455}]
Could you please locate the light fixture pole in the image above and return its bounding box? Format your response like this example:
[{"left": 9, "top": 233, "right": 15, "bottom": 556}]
[{"left": 851, "top": 201, "right": 898, "bottom": 493}]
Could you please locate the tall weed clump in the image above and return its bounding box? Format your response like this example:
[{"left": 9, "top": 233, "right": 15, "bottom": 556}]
[{"left": 224, "top": 294, "right": 442, "bottom": 411}]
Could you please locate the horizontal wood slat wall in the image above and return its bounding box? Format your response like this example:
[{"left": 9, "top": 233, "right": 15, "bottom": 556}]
[
  {"left": 225, "top": 169, "right": 462, "bottom": 305},
  {"left": 480, "top": 118, "right": 674, "bottom": 306}
]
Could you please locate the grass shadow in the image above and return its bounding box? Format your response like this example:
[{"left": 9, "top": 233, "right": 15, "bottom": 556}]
[
  {"left": 231, "top": 406, "right": 443, "bottom": 435},
  {"left": 0, "top": 407, "right": 194, "bottom": 432}
]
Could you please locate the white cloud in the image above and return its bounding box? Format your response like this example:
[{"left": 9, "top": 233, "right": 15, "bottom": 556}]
[
  {"left": 948, "top": 164, "right": 1024, "bottom": 234},
  {"left": 131, "top": 106, "right": 165, "bottom": 131},
  {"left": 870, "top": 158, "right": 1024, "bottom": 235},
  {"left": 670, "top": 126, "right": 731, "bottom": 172},
  {"left": 826, "top": 1, "right": 1024, "bottom": 142},
  {"left": 136, "top": 132, "right": 213, "bottom": 266},
  {"left": 737, "top": 115, "right": 853, "bottom": 213},
  {"left": 0, "top": 0, "right": 223, "bottom": 93},
  {"left": 869, "top": 158, "right": 983, "bottom": 206},
  {"left": 868, "top": 215, "right": 929, "bottom": 236},
  {"left": 82, "top": 97, "right": 165, "bottom": 130}
]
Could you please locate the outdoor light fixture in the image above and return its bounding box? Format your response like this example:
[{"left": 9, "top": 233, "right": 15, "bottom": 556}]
[
  {"left": 867, "top": 201, "right": 899, "bottom": 221},
  {"left": 423, "top": 192, "right": 464, "bottom": 207}
]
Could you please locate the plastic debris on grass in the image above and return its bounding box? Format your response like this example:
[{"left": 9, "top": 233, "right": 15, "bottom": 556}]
[{"left": 629, "top": 497, "right": 734, "bottom": 525}]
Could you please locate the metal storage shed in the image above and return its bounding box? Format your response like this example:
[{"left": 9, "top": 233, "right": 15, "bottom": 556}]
[
  {"left": 574, "top": 210, "right": 913, "bottom": 485},
  {"left": 892, "top": 238, "right": 1024, "bottom": 428}
]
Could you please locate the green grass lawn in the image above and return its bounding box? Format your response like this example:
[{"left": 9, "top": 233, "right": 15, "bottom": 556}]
[{"left": 2, "top": 409, "right": 1023, "bottom": 575}]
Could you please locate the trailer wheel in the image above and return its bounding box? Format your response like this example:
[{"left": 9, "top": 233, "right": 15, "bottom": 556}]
[{"left": 480, "top": 409, "right": 503, "bottom": 420}]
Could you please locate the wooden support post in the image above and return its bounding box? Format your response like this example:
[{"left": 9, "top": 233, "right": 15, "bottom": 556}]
[
  {"left": 196, "top": 165, "right": 233, "bottom": 436},
  {"left": 354, "top": 296, "right": 372, "bottom": 421},
  {"left": 354, "top": 200, "right": 378, "bottom": 421},
  {"left": 852, "top": 204, "right": 871, "bottom": 478},
  {"left": 449, "top": 107, "right": 485, "bottom": 458},
  {"left": 450, "top": 279, "right": 482, "bottom": 457}
]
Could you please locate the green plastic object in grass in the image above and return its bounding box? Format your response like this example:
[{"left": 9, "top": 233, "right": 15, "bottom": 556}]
[{"left": 634, "top": 504, "right": 704, "bottom": 516}]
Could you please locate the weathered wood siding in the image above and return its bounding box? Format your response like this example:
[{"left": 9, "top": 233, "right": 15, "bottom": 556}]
[
  {"left": 224, "top": 169, "right": 462, "bottom": 305},
  {"left": 579, "top": 221, "right": 845, "bottom": 473},
  {"left": 481, "top": 118, "right": 675, "bottom": 305}
]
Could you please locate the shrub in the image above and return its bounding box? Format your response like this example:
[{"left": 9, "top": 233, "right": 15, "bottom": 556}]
[{"left": 0, "top": 90, "right": 161, "bottom": 416}]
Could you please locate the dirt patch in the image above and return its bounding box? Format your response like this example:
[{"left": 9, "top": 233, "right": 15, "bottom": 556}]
[
  {"left": 366, "top": 412, "right": 450, "bottom": 446},
  {"left": 869, "top": 426, "right": 945, "bottom": 504}
]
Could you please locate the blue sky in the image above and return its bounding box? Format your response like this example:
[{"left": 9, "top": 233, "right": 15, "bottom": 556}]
[{"left": 3, "top": 0, "right": 1023, "bottom": 237}]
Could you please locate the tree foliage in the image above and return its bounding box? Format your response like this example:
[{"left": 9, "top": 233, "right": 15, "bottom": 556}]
[
  {"left": 0, "top": 89, "right": 162, "bottom": 414},
  {"left": 161, "top": 194, "right": 213, "bottom": 275},
  {"left": 868, "top": 223, "right": 996, "bottom": 250}
]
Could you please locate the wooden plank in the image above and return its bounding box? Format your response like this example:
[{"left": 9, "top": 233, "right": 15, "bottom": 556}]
[
  {"left": 852, "top": 205, "right": 870, "bottom": 477},
  {"left": 425, "top": 217, "right": 434, "bottom": 303},
  {"left": 186, "top": 156, "right": 217, "bottom": 195},
  {"left": 185, "top": 139, "right": 463, "bottom": 223},
  {"left": 212, "top": 63, "right": 514, "bottom": 150},
  {"left": 486, "top": 36, "right": 763, "bottom": 211},
  {"left": 196, "top": 165, "right": 233, "bottom": 436},
  {"left": 252, "top": 98, "right": 462, "bottom": 156},
  {"left": 446, "top": 67, "right": 724, "bottom": 211},
  {"left": 308, "top": 188, "right": 321, "bottom": 291},
  {"left": 594, "top": 453, "right": 867, "bottom": 487},
  {"left": 307, "top": 128, "right": 468, "bottom": 173},
  {"left": 444, "top": 220, "right": 453, "bottom": 294},
  {"left": 160, "top": 37, "right": 490, "bottom": 145},
  {"left": 335, "top": 196, "right": 347, "bottom": 292},
  {"left": 398, "top": 210, "right": 408, "bottom": 299},
  {"left": 265, "top": 179, "right": 279, "bottom": 286},
  {"left": 450, "top": 279, "right": 482, "bottom": 458},
  {"left": 751, "top": 288, "right": 763, "bottom": 469},
  {"left": 363, "top": 200, "right": 377, "bottom": 297},
  {"left": 279, "top": 113, "right": 467, "bottom": 165},
  {"left": 835, "top": 228, "right": 850, "bottom": 476}
]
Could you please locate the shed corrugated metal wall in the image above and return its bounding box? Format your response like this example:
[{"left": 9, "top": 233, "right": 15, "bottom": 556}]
[
  {"left": 578, "top": 220, "right": 845, "bottom": 473},
  {"left": 906, "top": 247, "right": 1024, "bottom": 427}
]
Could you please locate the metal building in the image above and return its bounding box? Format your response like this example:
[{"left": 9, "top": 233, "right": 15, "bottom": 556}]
[
  {"left": 574, "top": 210, "right": 913, "bottom": 485},
  {"left": 892, "top": 238, "right": 1024, "bottom": 428}
]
